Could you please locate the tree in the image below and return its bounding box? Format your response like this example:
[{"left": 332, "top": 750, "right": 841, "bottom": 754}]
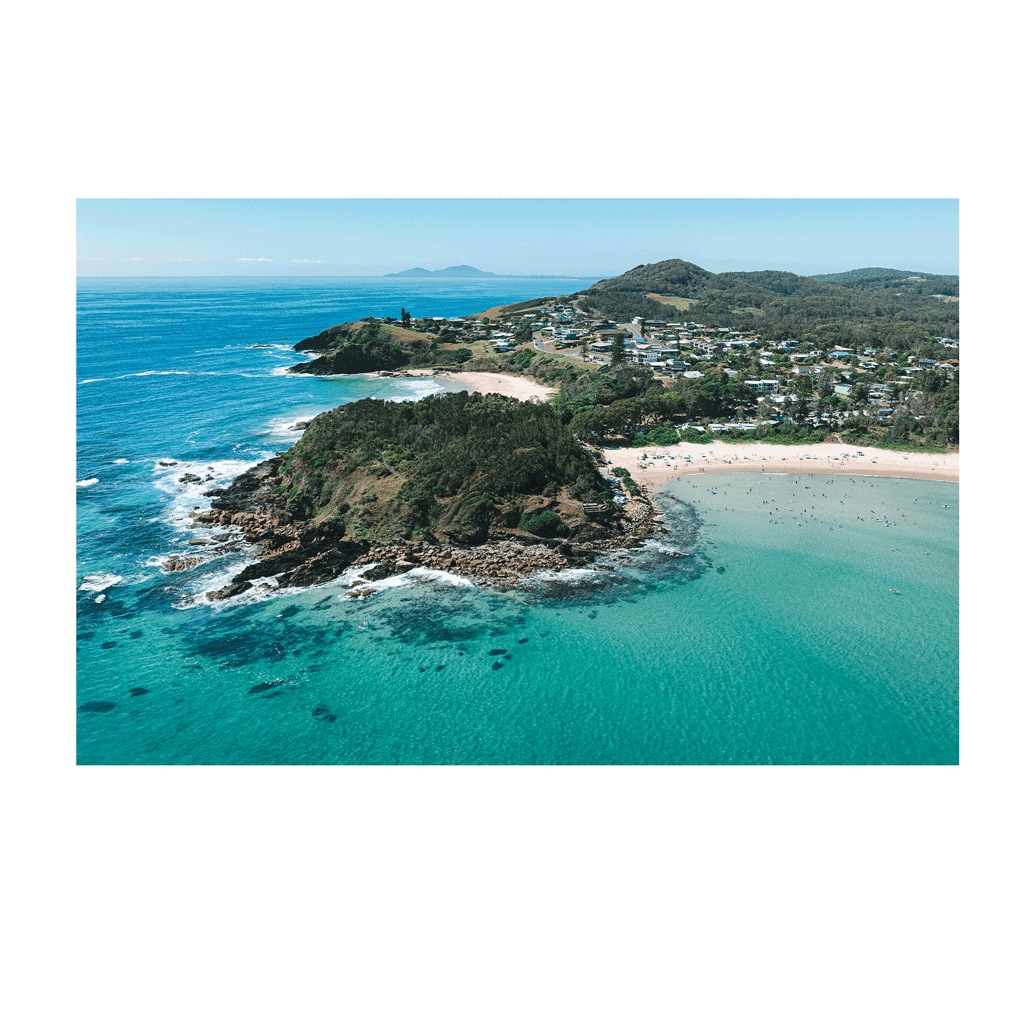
[
  {"left": 401, "top": 308, "right": 411, "bottom": 328},
  {"left": 610, "top": 332, "right": 626, "bottom": 365}
]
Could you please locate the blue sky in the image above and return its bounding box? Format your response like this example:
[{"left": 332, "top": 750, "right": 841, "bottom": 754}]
[{"left": 77, "top": 198, "right": 959, "bottom": 278}]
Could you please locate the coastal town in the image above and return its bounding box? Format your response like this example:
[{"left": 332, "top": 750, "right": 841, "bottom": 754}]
[{"left": 386, "top": 294, "right": 958, "bottom": 439}]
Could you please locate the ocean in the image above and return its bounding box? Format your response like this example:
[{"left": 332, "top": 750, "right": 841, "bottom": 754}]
[{"left": 76, "top": 277, "right": 958, "bottom": 764}]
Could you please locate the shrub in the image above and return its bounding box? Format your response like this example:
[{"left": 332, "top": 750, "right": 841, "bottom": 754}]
[{"left": 518, "top": 509, "right": 566, "bottom": 537}]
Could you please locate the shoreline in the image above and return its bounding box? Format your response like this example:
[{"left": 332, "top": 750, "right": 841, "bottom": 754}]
[
  {"left": 602, "top": 440, "right": 958, "bottom": 489},
  {"left": 381, "top": 368, "right": 557, "bottom": 403}
]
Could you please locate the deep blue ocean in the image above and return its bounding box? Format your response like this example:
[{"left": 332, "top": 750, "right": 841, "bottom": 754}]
[{"left": 76, "top": 277, "right": 958, "bottom": 764}]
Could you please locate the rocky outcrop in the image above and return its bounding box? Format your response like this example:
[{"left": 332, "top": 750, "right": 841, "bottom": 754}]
[{"left": 190, "top": 437, "right": 663, "bottom": 598}]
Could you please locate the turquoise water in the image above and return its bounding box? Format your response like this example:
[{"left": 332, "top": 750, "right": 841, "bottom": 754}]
[{"left": 77, "top": 279, "right": 958, "bottom": 763}]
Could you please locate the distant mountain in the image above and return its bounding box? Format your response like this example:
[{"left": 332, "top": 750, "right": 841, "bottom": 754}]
[{"left": 385, "top": 265, "right": 499, "bottom": 278}]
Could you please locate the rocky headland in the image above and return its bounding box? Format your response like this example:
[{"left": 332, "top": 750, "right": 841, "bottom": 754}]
[{"left": 185, "top": 391, "right": 666, "bottom": 601}]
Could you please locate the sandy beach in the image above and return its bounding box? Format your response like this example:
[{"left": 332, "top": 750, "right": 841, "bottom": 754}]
[
  {"left": 602, "top": 440, "right": 958, "bottom": 487},
  {"left": 402, "top": 368, "right": 557, "bottom": 403}
]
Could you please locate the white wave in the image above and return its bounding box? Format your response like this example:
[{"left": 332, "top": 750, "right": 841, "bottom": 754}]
[
  {"left": 79, "top": 369, "right": 259, "bottom": 386},
  {"left": 530, "top": 566, "right": 609, "bottom": 585},
  {"left": 340, "top": 566, "right": 476, "bottom": 598},
  {"left": 77, "top": 478, "right": 99, "bottom": 488},
  {"left": 113, "top": 458, "right": 129, "bottom": 465},
  {"left": 389, "top": 379, "right": 447, "bottom": 402},
  {"left": 637, "top": 537, "right": 689, "bottom": 556},
  {"left": 79, "top": 573, "right": 123, "bottom": 592},
  {"left": 150, "top": 456, "right": 271, "bottom": 533},
  {"left": 260, "top": 413, "right": 321, "bottom": 439}
]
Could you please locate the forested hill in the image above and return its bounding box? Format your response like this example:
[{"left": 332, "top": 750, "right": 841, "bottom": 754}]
[
  {"left": 268, "top": 392, "right": 614, "bottom": 545},
  {"left": 808, "top": 267, "right": 959, "bottom": 293},
  {"left": 575, "top": 259, "right": 959, "bottom": 347}
]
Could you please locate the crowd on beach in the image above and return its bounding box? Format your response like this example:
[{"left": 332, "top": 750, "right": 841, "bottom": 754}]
[{"left": 604, "top": 441, "right": 958, "bottom": 489}]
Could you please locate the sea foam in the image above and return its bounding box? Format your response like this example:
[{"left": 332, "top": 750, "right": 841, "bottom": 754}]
[{"left": 79, "top": 573, "right": 123, "bottom": 592}]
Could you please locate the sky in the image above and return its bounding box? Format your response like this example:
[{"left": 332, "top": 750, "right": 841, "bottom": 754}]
[{"left": 76, "top": 198, "right": 959, "bottom": 279}]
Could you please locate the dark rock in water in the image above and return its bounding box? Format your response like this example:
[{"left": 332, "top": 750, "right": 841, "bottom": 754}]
[
  {"left": 273, "top": 541, "right": 369, "bottom": 590},
  {"left": 355, "top": 560, "right": 400, "bottom": 582},
  {"left": 291, "top": 421, "right": 310, "bottom": 431},
  {"left": 489, "top": 649, "right": 507, "bottom": 656},
  {"left": 717, "top": 566, "right": 726, "bottom": 574},
  {"left": 518, "top": 638, "right": 529, "bottom": 644},
  {"left": 491, "top": 661, "right": 505, "bottom": 670},
  {"left": 77, "top": 632, "right": 95, "bottom": 641},
  {"left": 158, "top": 460, "right": 177, "bottom": 467},
  {"left": 179, "top": 473, "right": 202, "bottom": 484},
  {"left": 101, "top": 641, "right": 117, "bottom": 649},
  {"left": 79, "top": 701, "right": 116, "bottom": 713},
  {"left": 248, "top": 681, "right": 283, "bottom": 694},
  {"left": 503, "top": 654, "right": 512, "bottom": 660},
  {"left": 205, "top": 581, "right": 253, "bottom": 602},
  {"left": 587, "top": 611, "right": 598, "bottom": 619},
  {"left": 261, "top": 690, "right": 283, "bottom": 698},
  {"left": 130, "top": 630, "right": 143, "bottom": 639},
  {"left": 312, "top": 705, "right": 329, "bottom": 717},
  {"left": 129, "top": 687, "right": 149, "bottom": 697},
  {"left": 435, "top": 665, "right": 445, "bottom": 671},
  {"left": 325, "top": 714, "right": 337, "bottom": 723}
]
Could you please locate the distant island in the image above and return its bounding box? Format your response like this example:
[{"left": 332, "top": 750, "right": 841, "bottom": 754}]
[
  {"left": 385, "top": 265, "right": 498, "bottom": 278},
  {"left": 384, "top": 265, "right": 583, "bottom": 280}
]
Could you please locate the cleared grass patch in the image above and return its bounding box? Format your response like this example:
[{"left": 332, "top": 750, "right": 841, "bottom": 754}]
[{"left": 646, "top": 293, "right": 695, "bottom": 310}]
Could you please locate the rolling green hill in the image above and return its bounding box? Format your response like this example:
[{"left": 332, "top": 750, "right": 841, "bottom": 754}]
[{"left": 575, "top": 259, "right": 959, "bottom": 348}]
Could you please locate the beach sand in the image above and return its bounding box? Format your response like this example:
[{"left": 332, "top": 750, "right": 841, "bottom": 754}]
[
  {"left": 403, "top": 368, "right": 557, "bottom": 403},
  {"left": 602, "top": 440, "right": 959, "bottom": 487}
]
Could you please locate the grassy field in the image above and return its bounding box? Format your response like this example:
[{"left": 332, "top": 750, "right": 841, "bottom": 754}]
[{"left": 646, "top": 293, "right": 695, "bottom": 310}]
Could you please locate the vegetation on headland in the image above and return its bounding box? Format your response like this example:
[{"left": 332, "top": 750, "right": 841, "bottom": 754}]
[
  {"left": 288, "top": 319, "right": 473, "bottom": 375},
  {"left": 268, "top": 391, "right": 615, "bottom": 545}
]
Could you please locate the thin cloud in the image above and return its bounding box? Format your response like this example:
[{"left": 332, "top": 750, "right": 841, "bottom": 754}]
[
  {"left": 292, "top": 258, "right": 325, "bottom": 264},
  {"left": 236, "top": 257, "right": 274, "bottom": 262}
]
